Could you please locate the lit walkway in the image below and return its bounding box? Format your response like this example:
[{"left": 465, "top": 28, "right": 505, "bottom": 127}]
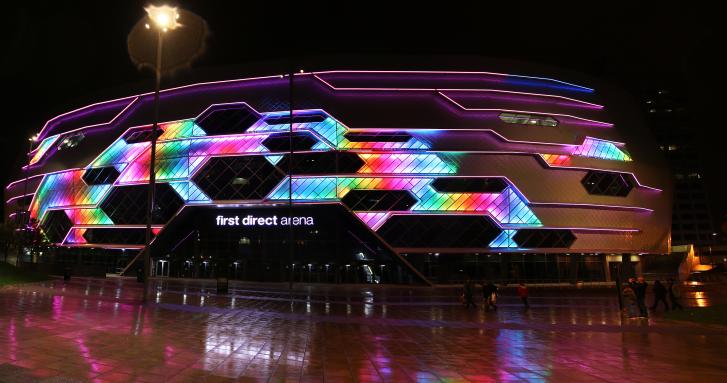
[{"left": 1, "top": 278, "right": 726, "bottom": 382}]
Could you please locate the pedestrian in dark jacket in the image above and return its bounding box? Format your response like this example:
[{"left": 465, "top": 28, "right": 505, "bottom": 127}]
[
  {"left": 463, "top": 279, "right": 476, "bottom": 309},
  {"left": 623, "top": 285, "right": 638, "bottom": 318},
  {"left": 651, "top": 280, "right": 670, "bottom": 311},
  {"left": 480, "top": 281, "right": 498, "bottom": 311},
  {"left": 633, "top": 277, "right": 648, "bottom": 318},
  {"left": 667, "top": 278, "right": 683, "bottom": 310},
  {"left": 517, "top": 282, "right": 530, "bottom": 308}
]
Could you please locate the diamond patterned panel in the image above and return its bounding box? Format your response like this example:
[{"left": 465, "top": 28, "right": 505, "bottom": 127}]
[
  {"left": 82, "top": 228, "right": 150, "bottom": 245},
  {"left": 261, "top": 131, "right": 319, "bottom": 152},
  {"left": 82, "top": 166, "right": 121, "bottom": 185},
  {"left": 430, "top": 178, "right": 508, "bottom": 193},
  {"left": 276, "top": 152, "right": 364, "bottom": 174},
  {"left": 581, "top": 171, "right": 634, "bottom": 197},
  {"left": 99, "top": 183, "right": 184, "bottom": 224},
  {"left": 194, "top": 103, "right": 261, "bottom": 135},
  {"left": 513, "top": 229, "right": 576, "bottom": 248},
  {"left": 342, "top": 190, "right": 418, "bottom": 211},
  {"left": 41, "top": 209, "right": 73, "bottom": 243},
  {"left": 192, "top": 156, "right": 285, "bottom": 201},
  {"left": 377, "top": 215, "right": 501, "bottom": 248}
]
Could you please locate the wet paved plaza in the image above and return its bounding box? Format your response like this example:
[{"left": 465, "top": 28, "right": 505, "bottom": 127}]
[{"left": 1, "top": 278, "right": 726, "bottom": 382}]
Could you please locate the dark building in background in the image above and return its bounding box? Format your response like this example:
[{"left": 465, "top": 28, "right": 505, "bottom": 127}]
[{"left": 643, "top": 89, "right": 717, "bottom": 246}]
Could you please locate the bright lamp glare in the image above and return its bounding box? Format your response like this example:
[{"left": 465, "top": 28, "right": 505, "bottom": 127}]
[{"left": 145, "top": 5, "right": 180, "bottom": 31}]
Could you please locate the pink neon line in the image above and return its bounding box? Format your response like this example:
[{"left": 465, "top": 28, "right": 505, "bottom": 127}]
[
  {"left": 438, "top": 92, "right": 612, "bottom": 127},
  {"left": 5, "top": 193, "right": 35, "bottom": 204},
  {"left": 539, "top": 161, "right": 662, "bottom": 192},
  {"left": 37, "top": 74, "right": 287, "bottom": 138},
  {"left": 439, "top": 89, "right": 603, "bottom": 109},
  {"left": 37, "top": 97, "right": 138, "bottom": 140},
  {"left": 531, "top": 202, "right": 653, "bottom": 212},
  {"left": 313, "top": 70, "right": 594, "bottom": 91}
]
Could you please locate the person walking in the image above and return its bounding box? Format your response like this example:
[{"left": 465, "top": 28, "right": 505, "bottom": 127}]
[
  {"left": 463, "top": 279, "right": 476, "bottom": 309},
  {"left": 651, "top": 280, "right": 670, "bottom": 312},
  {"left": 667, "top": 278, "right": 684, "bottom": 310},
  {"left": 633, "top": 276, "right": 648, "bottom": 318},
  {"left": 622, "top": 285, "right": 638, "bottom": 318},
  {"left": 481, "top": 280, "right": 498, "bottom": 311},
  {"left": 517, "top": 282, "right": 530, "bottom": 308}
]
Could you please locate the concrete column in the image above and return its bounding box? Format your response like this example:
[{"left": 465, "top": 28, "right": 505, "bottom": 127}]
[
  {"left": 603, "top": 255, "right": 611, "bottom": 282},
  {"left": 621, "top": 253, "right": 633, "bottom": 280},
  {"left": 570, "top": 254, "right": 580, "bottom": 284}
]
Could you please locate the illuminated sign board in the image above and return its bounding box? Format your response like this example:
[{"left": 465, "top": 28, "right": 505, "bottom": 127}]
[{"left": 216, "top": 214, "right": 315, "bottom": 227}]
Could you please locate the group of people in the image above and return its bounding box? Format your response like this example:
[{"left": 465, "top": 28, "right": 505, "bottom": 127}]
[
  {"left": 621, "top": 276, "right": 683, "bottom": 318},
  {"left": 462, "top": 280, "right": 531, "bottom": 310}
]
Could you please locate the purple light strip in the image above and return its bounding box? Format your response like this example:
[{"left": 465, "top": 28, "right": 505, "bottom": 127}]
[
  {"left": 36, "top": 97, "right": 139, "bottom": 142},
  {"left": 438, "top": 92, "right": 613, "bottom": 127},
  {"left": 313, "top": 70, "right": 595, "bottom": 92},
  {"left": 5, "top": 193, "right": 35, "bottom": 204},
  {"left": 531, "top": 202, "right": 653, "bottom": 212},
  {"left": 439, "top": 89, "right": 604, "bottom": 109}
]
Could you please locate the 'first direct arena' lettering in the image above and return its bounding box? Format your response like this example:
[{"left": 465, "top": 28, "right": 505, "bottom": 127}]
[{"left": 216, "top": 215, "right": 314, "bottom": 227}]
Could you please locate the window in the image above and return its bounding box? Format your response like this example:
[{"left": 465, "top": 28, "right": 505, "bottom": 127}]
[
  {"left": 57, "top": 132, "right": 85, "bottom": 150},
  {"left": 581, "top": 171, "right": 634, "bottom": 197},
  {"left": 499, "top": 113, "right": 558, "bottom": 127}
]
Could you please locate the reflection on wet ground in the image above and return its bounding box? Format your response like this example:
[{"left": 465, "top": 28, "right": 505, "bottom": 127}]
[{"left": 1, "top": 278, "right": 726, "bottom": 382}]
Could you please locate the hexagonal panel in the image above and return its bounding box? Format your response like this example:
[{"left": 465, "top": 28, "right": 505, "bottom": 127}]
[
  {"left": 82, "top": 166, "right": 121, "bottom": 185},
  {"left": 262, "top": 131, "right": 318, "bottom": 152},
  {"left": 342, "top": 190, "right": 417, "bottom": 211},
  {"left": 431, "top": 177, "right": 508, "bottom": 193},
  {"left": 41, "top": 210, "right": 73, "bottom": 243},
  {"left": 344, "top": 131, "right": 412, "bottom": 142},
  {"left": 192, "top": 155, "right": 284, "bottom": 200},
  {"left": 513, "top": 229, "right": 576, "bottom": 248},
  {"left": 581, "top": 171, "right": 633, "bottom": 197},
  {"left": 195, "top": 103, "right": 261, "bottom": 135},
  {"left": 100, "top": 183, "right": 184, "bottom": 225},
  {"left": 83, "top": 228, "right": 150, "bottom": 245},
  {"left": 276, "top": 152, "right": 364, "bottom": 174},
  {"left": 122, "top": 126, "right": 163, "bottom": 144},
  {"left": 377, "top": 215, "right": 500, "bottom": 248},
  {"left": 264, "top": 113, "right": 327, "bottom": 125}
]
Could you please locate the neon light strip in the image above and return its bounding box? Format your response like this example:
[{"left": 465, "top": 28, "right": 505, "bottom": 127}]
[
  {"left": 28, "top": 135, "right": 61, "bottom": 166},
  {"left": 37, "top": 97, "right": 138, "bottom": 141},
  {"left": 438, "top": 92, "right": 612, "bottom": 127},
  {"left": 530, "top": 202, "right": 653, "bottom": 213},
  {"left": 313, "top": 70, "right": 595, "bottom": 92},
  {"left": 438, "top": 89, "right": 603, "bottom": 109},
  {"left": 5, "top": 193, "right": 35, "bottom": 204}
]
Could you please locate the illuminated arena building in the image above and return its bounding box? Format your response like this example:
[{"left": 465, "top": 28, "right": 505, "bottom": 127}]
[{"left": 4, "top": 70, "right": 672, "bottom": 284}]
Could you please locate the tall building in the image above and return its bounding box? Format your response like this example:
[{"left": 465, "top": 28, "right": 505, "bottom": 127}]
[
  {"left": 5, "top": 69, "right": 672, "bottom": 283},
  {"left": 643, "top": 89, "right": 716, "bottom": 245}
]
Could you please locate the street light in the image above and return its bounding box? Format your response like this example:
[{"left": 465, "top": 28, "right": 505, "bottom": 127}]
[
  {"left": 17, "top": 134, "right": 40, "bottom": 265},
  {"left": 142, "top": 4, "right": 180, "bottom": 303}
]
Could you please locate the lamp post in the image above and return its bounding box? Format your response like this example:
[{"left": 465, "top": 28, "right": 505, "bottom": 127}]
[
  {"left": 18, "top": 134, "right": 39, "bottom": 265},
  {"left": 141, "top": 4, "right": 180, "bottom": 303}
]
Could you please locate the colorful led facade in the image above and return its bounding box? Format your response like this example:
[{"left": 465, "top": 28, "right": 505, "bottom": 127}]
[{"left": 6, "top": 70, "right": 672, "bottom": 269}]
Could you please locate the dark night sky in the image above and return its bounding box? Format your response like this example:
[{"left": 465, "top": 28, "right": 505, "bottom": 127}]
[{"left": 1, "top": 1, "right": 725, "bottom": 228}]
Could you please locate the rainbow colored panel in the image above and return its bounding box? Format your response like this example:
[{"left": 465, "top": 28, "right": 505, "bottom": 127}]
[
  {"left": 29, "top": 107, "right": 545, "bottom": 249},
  {"left": 64, "top": 208, "right": 113, "bottom": 225},
  {"left": 539, "top": 153, "right": 571, "bottom": 166},
  {"left": 29, "top": 134, "right": 61, "bottom": 166},
  {"left": 572, "top": 137, "right": 632, "bottom": 161},
  {"left": 248, "top": 112, "right": 430, "bottom": 150},
  {"left": 31, "top": 170, "right": 112, "bottom": 221},
  {"left": 358, "top": 153, "right": 457, "bottom": 174},
  {"left": 267, "top": 176, "right": 541, "bottom": 227}
]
